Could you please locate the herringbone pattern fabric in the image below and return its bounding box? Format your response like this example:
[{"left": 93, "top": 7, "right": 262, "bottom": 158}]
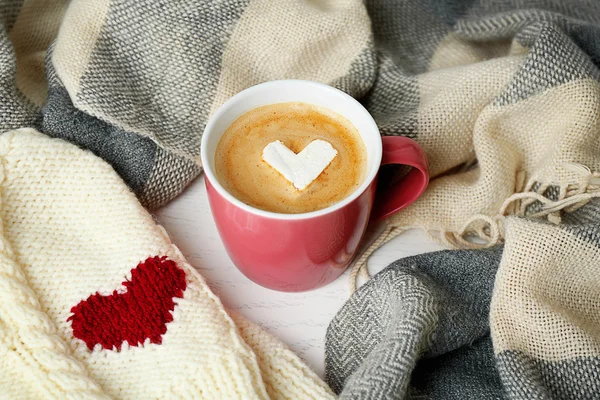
[
  {"left": 325, "top": 1, "right": 600, "bottom": 399},
  {"left": 2, "top": 1, "right": 600, "bottom": 399},
  {"left": 327, "top": 249, "right": 503, "bottom": 399}
]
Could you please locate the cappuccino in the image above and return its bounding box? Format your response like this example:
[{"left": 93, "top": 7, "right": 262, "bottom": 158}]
[{"left": 214, "top": 102, "right": 367, "bottom": 214}]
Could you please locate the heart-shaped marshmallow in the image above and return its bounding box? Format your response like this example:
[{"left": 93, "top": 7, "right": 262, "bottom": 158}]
[{"left": 262, "top": 139, "right": 338, "bottom": 190}]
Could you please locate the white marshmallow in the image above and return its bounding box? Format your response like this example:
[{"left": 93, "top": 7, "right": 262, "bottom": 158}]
[{"left": 262, "top": 139, "right": 338, "bottom": 190}]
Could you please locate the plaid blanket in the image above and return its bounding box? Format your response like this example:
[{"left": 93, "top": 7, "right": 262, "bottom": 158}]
[
  {"left": 2, "top": 0, "right": 600, "bottom": 399},
  {"left": 325, "top": 1, "right": 600, "bottom": 400}
]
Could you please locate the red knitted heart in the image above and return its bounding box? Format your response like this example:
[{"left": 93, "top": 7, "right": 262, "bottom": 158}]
[{"left": 68, "top": 256, "right": 187, "bottom": 351}]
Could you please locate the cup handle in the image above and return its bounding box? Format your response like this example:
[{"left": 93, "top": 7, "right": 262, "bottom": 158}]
[{"left": 371, "top": 136, "right": 429, "bottom": 222}]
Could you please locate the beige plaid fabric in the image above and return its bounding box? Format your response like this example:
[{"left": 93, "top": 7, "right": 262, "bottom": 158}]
[{"left": 2, "top": 0, "right": 600, "bottom": 398}]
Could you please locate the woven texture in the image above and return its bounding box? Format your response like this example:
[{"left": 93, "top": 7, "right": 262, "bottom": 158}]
[
  {"left": 2, "top": 1, "right": 600, "bottom": 399},
  {"left": 327, "top": 248, "right": 505, "bottom": 399},
  {"left": 323, "top": 1, "right": 600, "bottom": 399},
  {"left": 42, "top": 0, "right": 372, "bottom": 209},
  {"left": 0, "top": 0, "right": 374, "bottom": 208},
  {"left": 0, "top": 129, "right": 335, "bottom": 399}
]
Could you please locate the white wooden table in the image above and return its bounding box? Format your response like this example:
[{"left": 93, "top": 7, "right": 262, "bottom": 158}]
[{"left": 155, "top": 176, "right": 444, "bottom": 378}]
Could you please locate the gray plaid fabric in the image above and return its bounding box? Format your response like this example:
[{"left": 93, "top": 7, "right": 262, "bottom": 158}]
[
  {"left": 327, "top": 204, "right": 600, "bottom": 400},
  {"left": 3, "top": 1, "right": 600, "bottom": 399},
  {"left": 326, "top": 248, "right": 505, "bottom": 399},
  {"left": 39, "top": 0, "right": 377, "bottom": 209},
  {"left": 326, "top": 211, "right": 600, "bottom": 400},
  {"left": 1, "top": 0, "right": 377, "bottom": 208},
  {"left": 324, "top": 2, "right": 600, "bottom": 399},
  {"left": 0, "top": 1, "right": 39, "bottom": 132}
]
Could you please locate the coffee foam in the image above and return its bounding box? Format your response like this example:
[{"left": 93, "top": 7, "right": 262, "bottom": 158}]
[{"left": 214, "top": 102, "right": 367, "bottom": 214}]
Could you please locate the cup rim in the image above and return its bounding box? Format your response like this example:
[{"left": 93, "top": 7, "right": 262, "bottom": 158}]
[{"left": 200, "top": 79, "right": 382, "bottom": 220}]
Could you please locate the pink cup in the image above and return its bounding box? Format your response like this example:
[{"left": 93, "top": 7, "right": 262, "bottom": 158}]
[{"left": 201, "top": 80, "right": 428, "bottom": 292}]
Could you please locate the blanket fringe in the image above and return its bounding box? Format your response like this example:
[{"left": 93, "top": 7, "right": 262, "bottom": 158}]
[
  {"left": 348, "top": 225, "right": 407, "bottom": 293},
  {"left": 349, "top": 163, "right": 600, "bottom": 293}
]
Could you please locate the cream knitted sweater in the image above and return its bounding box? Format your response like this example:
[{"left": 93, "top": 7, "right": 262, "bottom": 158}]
[{"left": 0, "top": 129, "right": 335, "bottom": 399}]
